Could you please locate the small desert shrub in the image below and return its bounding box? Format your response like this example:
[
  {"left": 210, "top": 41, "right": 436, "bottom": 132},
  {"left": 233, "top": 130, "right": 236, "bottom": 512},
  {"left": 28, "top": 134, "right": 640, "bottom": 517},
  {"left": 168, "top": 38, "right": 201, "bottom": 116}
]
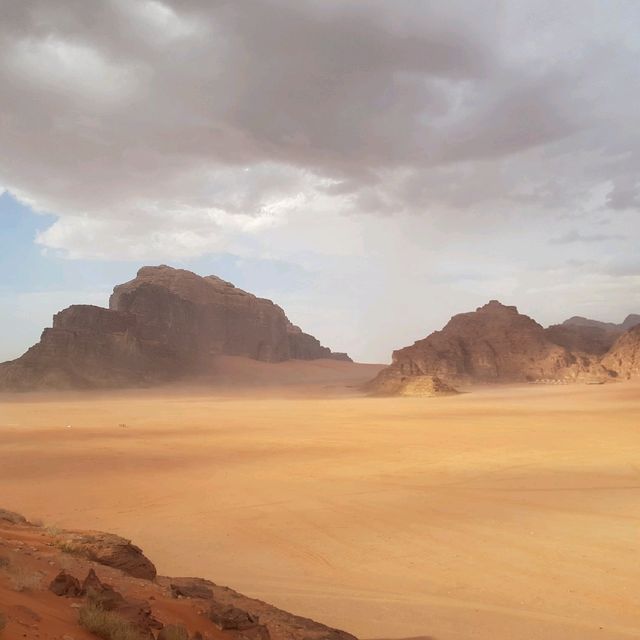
[
  {"left": 31, "top": 518, "right": 44, "bottom": 527},
  {"left": 0, "top": 555, "right": 10, "bottom": 569},
  {"left": 9, "top": 566, "right": 42, "bottom": 592},
  {"left": 54, "top": 539, "right": 87, "bottom": 557},
  {"left": 79, "top": 603, "right": 145, "bottom": 640},
  {"left": 159, "top": 625, "right": 189, "bottom": 640},
  {"left": 44, "top": 525, "right": 62, "bottom": 537},
  {"left": 0, "top": 611, "right": 6, "bottom": 633}
]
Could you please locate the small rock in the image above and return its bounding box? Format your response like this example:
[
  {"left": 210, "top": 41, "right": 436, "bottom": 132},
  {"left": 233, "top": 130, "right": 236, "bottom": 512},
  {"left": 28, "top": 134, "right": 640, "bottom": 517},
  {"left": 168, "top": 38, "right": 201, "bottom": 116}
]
[
  {"left": 49, "top": 570, "right": 82, "bottom": 597},
  {"left": 208, "top": 602, "right": 260, "bottom": 630},
  {"left": 170, "top": 578, "right": 213, "bottom": 600}
]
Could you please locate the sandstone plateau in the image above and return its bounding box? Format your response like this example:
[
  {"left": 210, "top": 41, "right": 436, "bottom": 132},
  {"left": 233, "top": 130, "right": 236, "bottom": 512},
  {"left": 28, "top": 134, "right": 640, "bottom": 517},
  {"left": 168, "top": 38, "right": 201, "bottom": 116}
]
[
  {"left": 0, "top": 266, "right": 350, "bottom": 391},
  {"left": 369, "top": 300, "right": 640, "bottom": 394}
]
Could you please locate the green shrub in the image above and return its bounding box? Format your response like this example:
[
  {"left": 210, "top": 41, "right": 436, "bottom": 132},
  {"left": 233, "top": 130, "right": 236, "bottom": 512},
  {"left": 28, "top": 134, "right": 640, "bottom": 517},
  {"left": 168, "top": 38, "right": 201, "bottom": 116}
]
[{"left": 78, "top": 603, "right": 145, "bottom": 640}]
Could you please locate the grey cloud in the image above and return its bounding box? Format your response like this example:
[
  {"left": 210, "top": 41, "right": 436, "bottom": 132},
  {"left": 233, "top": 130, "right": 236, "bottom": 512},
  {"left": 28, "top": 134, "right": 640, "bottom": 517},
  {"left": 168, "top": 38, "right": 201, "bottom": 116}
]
[
  {"left": 550, "top": 230, "right": 624, "bottom": 245},
  {"left": 0, "top": 0, "right": 639, "bottom": 258}
]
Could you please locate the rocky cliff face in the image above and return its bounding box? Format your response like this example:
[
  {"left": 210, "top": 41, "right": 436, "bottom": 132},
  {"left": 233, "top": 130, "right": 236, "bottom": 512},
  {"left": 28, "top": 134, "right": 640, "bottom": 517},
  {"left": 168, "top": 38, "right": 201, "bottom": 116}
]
[
  {"left": 369, "top": 300, "right": 603, "bottom": 393},
  {"left": 544, "top": 324, "right": 620, "bottom": 356},
  {"left": 544, "top": 313, "right": 640, "bottom": 356},
  {"left": 0, "top": 305, "right": 177, "bottom": 390},
  {"left": 0, "top": 266, "right": 350, "bottom": 391},
  {"left": 601, "top": 325, "right": 640, "bottom": 379}
]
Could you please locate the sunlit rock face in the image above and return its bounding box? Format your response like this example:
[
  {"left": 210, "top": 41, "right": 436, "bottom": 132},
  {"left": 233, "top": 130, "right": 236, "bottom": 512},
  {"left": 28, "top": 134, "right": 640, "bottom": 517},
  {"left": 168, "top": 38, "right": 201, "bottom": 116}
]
[{"left": 369, "top": 300, "right": 606, "bottom": 393}]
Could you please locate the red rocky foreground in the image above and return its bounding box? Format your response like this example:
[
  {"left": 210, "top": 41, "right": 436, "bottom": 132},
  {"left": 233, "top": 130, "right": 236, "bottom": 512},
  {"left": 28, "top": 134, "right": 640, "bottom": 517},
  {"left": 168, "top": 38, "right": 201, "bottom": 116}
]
[{"left": 0, "top": 508, "right": 358, "bottom": 640}]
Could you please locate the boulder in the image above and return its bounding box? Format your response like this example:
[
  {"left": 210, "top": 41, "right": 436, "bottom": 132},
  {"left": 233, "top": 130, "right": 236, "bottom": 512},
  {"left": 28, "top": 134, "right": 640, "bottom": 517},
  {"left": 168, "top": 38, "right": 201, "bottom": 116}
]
[
  {"left": 0, "top": 509, "right": 28, "bottom": 525},
  {"left": 170, "top": 578, "right": 213, "bottom": 600},
  {"left": 48, "top": 570, "right": 82, "bottom": 597},
  {"left": 209, "top": 602, "right": 260, "bottom": 630},
  {"left": 81, "top": 569, "right": 125, "bottom": 610},
  {"left": 116, "top": 598, "right": 162, "bottom": 637},
  {"left": 70, "top": 533, "right": 156, "bottom": 580}
]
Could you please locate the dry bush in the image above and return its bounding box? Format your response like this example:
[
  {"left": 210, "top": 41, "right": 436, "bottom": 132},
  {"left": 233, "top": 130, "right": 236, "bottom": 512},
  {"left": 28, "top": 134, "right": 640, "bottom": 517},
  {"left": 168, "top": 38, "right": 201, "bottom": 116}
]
[
  {"left": 78, "top": 603, "right": 145, "bottom": 640},
  {"left": 0, "top": 556, "right": 10, "bottom": 569},
  {"left": 54, "top": 539, "right": 87, "bottom": 557},
  {"left": 159, "top": 625, "right": 189, "bottom": 640},
  {"left": 0, "top": 611, "right": 6, "bottom": 633},
  {"left": 9, "top": 565, "right": 42, "bottom": 592},
  {"left": 44, "top": 525, "right": 62, "bottom": 537}
]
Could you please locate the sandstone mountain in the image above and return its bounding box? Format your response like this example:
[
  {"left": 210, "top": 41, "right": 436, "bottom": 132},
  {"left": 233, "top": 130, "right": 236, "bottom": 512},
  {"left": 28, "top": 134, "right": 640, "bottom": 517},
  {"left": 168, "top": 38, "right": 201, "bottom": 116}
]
[
  {"left": 601, "top": 325, "right": 640, "bottom": 379},
  {"left": 369, "top": 300, "right": 606, "bottom": 394},
  {"left": 0, "top": 266, "right": 350, "bottom": 391}
]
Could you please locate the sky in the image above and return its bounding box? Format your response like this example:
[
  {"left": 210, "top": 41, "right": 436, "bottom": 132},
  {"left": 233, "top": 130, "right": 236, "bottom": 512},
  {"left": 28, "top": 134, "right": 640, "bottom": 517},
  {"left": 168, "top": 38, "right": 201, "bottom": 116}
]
[{"left": 1, "top": 0, "right": 639, "bottom": 364}]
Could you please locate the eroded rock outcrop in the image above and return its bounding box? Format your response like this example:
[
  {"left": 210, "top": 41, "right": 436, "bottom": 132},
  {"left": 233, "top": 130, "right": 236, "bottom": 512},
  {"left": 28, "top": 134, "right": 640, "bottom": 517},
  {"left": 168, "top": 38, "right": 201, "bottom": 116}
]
[
  {"left": 0, "top": 265, "right": 350, "bottom": 391},
  {"left": 63, "top": 532, "right": 157, "bottom": 580},
  {"left": 369, "top": 300, "right": 606, "bottom": 393},
  {"left": 601, "top": 325, "right": 640, "bottom": 379}
]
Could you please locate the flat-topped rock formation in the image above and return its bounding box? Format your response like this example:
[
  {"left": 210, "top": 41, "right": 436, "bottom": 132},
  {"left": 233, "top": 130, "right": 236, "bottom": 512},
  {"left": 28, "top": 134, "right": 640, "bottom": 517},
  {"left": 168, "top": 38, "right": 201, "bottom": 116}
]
[
  {"left": 0, "top": 266, "right": 350, "bottom": 391},
  {"left": 369, "top": 300, "right": 606, "bottom": 393},
  {"left": 110, "top": 266, "right": 350, "bottom": 365}
]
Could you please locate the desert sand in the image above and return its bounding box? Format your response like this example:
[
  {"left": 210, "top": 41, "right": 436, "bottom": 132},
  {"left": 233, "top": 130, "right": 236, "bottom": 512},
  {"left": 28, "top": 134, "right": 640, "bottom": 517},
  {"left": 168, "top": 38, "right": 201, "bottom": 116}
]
[{"left": 1, "top": 358, "right": 639, "bottom": 640}]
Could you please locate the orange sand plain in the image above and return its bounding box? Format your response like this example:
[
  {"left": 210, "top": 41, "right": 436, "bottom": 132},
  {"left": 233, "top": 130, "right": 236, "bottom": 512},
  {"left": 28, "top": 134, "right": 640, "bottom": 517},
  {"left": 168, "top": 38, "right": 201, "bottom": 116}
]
[{"left": 1, "top": 358, "right": 639, "bottom": 640}]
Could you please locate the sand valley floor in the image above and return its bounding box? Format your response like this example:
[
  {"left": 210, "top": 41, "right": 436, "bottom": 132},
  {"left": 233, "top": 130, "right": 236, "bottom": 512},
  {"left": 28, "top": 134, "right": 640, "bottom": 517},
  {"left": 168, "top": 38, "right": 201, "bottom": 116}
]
[{"left": 1, "top": 362, "right": 639, "bottom": 640}]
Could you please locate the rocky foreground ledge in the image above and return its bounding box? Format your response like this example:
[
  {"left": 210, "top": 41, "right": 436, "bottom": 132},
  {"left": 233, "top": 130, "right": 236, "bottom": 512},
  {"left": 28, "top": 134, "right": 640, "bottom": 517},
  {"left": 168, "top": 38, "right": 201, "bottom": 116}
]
[{"left": 0, "top": 508, "right": 357, "bottom": 640}]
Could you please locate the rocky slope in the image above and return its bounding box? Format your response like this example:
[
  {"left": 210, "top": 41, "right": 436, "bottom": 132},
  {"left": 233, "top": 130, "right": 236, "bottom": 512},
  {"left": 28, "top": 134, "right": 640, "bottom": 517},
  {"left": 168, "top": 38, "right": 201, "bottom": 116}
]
[
  {"left": 0, "top": 266, "right": 350, "bottom": 391},
  {"left": 369, "top": 300, "right": 606, "bottom": 393},
  {"left": 544, "top": 313, "right": 640, "bottom": 356},
  {"left": 601, "top": 325, "right": 640, "bottom": 379},
  {"left": 0, "top": 508, "right": 357, "bottom": 640}
]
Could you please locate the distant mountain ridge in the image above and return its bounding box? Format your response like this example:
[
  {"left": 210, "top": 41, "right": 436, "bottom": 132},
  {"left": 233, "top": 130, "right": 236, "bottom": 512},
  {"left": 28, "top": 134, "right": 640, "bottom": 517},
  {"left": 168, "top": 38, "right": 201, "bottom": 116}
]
[
  {"left": 545, "top": 313, "right": 640, "bottom": 356},
  {"left": 0, "top": 265, "right": 350, "bottom": 391}
]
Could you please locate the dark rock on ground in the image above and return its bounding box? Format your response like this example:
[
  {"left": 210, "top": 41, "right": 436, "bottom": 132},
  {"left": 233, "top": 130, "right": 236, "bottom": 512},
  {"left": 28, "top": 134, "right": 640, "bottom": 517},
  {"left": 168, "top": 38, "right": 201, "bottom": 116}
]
[
  {"left": 69, "top": 533, "right": 157, "bottom": 580},
  {"left": 209, "top": 602, "right": 261, "bottom": 630},
  {"left": 48, "top": 570, "right": 82, "bottom": 597},
  {"left": 81, "top": 569, "right": 126, "bottom": 610},
  {"left": 0, "top": 509, "right": 28, "bottom": 525},
  {"left": 170, "top": 578, "right": 214, "bottom": 600}
]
